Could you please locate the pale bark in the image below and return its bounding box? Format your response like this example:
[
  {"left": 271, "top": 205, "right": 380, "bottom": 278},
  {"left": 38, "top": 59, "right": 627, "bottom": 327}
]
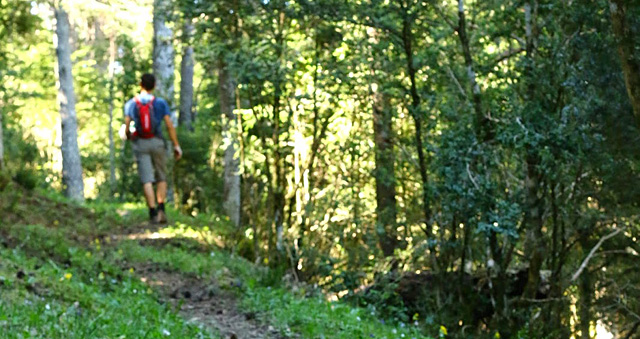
[
  {"left": 219, "top": 59, "right": 241, "bottom": 228},
  {"left": 153, "top": 0, "right": 175, "bottom": 201},
  {"left": 55, "top": 6, "right": 84, "bottom": 201},
  {"left": 108, "top": 35, "right": 116, "bottom": 194},
  {"left": 179, "top": 23, "right": 194, "bottom": 131},
  {"left": 153, "top": 0, "right": 175, "bottom": 104}
]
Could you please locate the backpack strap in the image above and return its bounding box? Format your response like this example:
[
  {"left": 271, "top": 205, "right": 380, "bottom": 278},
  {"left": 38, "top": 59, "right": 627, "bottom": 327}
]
[{"left": 134, "top": 95, "right": 155, "bottom": 108}]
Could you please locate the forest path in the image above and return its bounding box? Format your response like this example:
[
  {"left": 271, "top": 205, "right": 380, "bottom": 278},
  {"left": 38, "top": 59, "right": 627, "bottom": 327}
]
[{"left": 113, "top": 221, "right": 284, "bottom": 339}]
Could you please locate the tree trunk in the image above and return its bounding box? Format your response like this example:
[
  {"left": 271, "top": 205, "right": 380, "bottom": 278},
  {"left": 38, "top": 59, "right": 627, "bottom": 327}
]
[
  {"left": 578, "top": 236, "right": 593, "bottom": 339},
  {"left": 0, "top": 110, "right": 4, "bottom": 170},
  {"left": 153, "top": 0, "right": 174, "bottom": 104},
  {"left": 401, "top": 7, "right": 430, "bottom": 233},
  {"left": 108, "top": 35, "right": 116, "bottom": 195},
  {"left": 521, "top": 1, "right": 546, "bottom": 301},
  {"left": 610, "top": 0, "right": 640, "bottom": 125},
  {"left": 522, "top": 153, "right": 545, "bottom": 299},
  {"left": 153, "top": 0, "right": 175, "bottom": 202},
  {"left": 368, "top": 26, "right": 398, "bottom": 258},
  {"left": 54, "top": 6, "right": 84, "bottom": 201},
  {"left": 372, "top": 84, "right": 398, "bottom": 257},
  {"left": 179, "top": 22, "right": 194, "bottom": 131},
  {"left": 272, "top": 13, "right": 287, "bottom": 258},
  {"left": 219, "top": 58, "right": 241, "bottom": 228},
  {"left": 457, "top": 0, "right": 492, "bottom": 141}
]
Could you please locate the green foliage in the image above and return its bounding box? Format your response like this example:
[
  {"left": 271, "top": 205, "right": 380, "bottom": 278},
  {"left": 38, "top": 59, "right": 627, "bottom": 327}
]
[
  {"left": 242, "top": 287, "right": 429, "bottom": 339},
  {"left": 0, "top": 185, "right": 435, "bottom": 339},
  {"left": 4, "top": 0, "right": 640, "bottom": 337},
  {"left": 13, "top": 167, "right": 38, "bottom": 191}
]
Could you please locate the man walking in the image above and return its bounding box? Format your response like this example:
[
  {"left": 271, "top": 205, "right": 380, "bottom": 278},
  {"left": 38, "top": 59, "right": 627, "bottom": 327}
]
[{"left": 122, "top": 73, "right": 182, "bottom": 223}]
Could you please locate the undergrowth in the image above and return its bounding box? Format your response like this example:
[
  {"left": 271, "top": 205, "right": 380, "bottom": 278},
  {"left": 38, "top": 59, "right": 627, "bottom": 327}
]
[{"left": 0, "top": 182, "right": 434, "bottom": 338}]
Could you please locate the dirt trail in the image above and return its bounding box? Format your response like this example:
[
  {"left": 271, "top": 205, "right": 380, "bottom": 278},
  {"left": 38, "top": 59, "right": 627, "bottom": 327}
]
[{"left": 115, "top": 222, "right": 283, "bottom": 339}]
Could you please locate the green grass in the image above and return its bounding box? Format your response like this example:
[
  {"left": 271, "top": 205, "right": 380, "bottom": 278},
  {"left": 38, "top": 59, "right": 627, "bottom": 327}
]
[
  {"left": 0, "top": 242, "right": 214, "bottom": 338},
  {"left": 0, "top": 183, "right": 216, "bottom": 338},
  {"left": 0, "top": 183, "right": 434, "bottom": 339},
  {"left": 115, "top": 239, "right": 431, "bottom": 338},
  {"left": 242, "top": 287, "right": 428, "bottom": 339}
]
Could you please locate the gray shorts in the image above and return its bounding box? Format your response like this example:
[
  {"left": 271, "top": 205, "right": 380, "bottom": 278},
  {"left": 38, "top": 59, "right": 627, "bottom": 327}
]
[{"left": 132, "top": 137, "right": 167, "bottom": 184}]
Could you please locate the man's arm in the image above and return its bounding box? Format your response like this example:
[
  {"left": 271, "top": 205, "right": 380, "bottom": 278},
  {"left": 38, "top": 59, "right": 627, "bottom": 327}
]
[
  {"left": 163, "top": 114, "right": 182, "bottom": 160},
  {"left": 121, "top": 100, "right": 134, "bottom": 141},
  {"left": 124, "top": 116, "right": 132, "bottom": 140}
]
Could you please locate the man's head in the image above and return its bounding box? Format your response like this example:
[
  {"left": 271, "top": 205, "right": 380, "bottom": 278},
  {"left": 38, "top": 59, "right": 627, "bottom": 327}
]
[{"left": 140, "top": 73, "right": 156, "bottom": 92}]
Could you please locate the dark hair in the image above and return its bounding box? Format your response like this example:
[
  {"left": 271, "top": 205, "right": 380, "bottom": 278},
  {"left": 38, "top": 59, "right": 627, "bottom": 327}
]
[{"left": 140, "top": 73, "right": 156, "bottom": 91}]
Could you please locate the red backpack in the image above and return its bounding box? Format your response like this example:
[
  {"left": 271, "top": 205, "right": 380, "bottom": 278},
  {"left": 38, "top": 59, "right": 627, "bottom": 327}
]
[{"left": 134, "top": 96, "right": 156, "bottom": 139}]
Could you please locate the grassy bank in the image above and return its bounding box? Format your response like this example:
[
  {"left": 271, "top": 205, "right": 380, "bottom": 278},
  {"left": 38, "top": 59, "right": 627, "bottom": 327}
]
[{"left": 0, "top": 183, "right": 430, "bottom": 338}]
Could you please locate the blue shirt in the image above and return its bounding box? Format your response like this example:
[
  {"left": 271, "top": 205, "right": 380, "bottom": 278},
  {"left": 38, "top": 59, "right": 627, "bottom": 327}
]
[{"left": 124, "top": 93, "right": 170, "bottom": 138}]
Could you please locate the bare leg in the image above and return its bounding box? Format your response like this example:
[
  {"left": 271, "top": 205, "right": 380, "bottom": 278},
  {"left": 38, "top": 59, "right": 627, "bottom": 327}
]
[
  {"left": 156, "top": 181, "right": 167, "bottom": 204},
  {"left": 143, "top": 182, "right": 156, "bottom": 208}
]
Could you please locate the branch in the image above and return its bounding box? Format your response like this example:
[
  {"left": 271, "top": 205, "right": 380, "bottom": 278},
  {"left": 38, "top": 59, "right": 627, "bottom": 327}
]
[
  {"left": 489, "top": 48, "right": 525, "bottom": 68},
  {"left": 511, "top": 34, "right": 526, "bottom": 47},
  {"left": 431, "top": 4, "right": 457, "bottom": 31},
  {"left": 571, "top": 227, "right": 625, "bottom": 283},
  {"left": 466, "top": 163, "right": 480, "bottom": 190},
  {"left": 446, "top": 66, "right": 468, "bottom": 99},
  {"left": 625, "top": 320, "right": 640, "bottom": 339}
]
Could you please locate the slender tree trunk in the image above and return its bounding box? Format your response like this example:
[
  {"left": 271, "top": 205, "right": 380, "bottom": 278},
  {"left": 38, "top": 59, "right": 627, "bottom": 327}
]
[
  {"left": 578, "top": 236, "right": 593, "bottom": 339},
  {"left": 610, "top": 0, "right": 640, "bottom": 124},
  {"left": 401, "top": 3, "right": 430, "bottom": 234},
  {"left": 108, "top": 35, "right": 116, "bottom": 195},
  {"left": 219, "top": 58, "right": 241, "bottom": 228},
  {"left": 522, "top": 153, "right": 545, "bottom": 299},
  {"left": 273, "top": 13, "right": 287, "bottom": 257},
  {"left": 521, "top": 1, "right": 546, "bottom": 301},
  {"left": 367, "top": 27, "right": 398, "bottom": 257},
  {"left": 54, "top": 6, "right": 84, "bottom": 201},
  {"left": 457, "top": 0, "right": 491, "bottom": 141},
  {"left": 153, "top": 0, "right": 175, "bottom": 202},
  {"left": 457, "top": 1, "right": 509, "bottom": 333},
  {"left": 0, "top": 110, "right": 4, "bottom": 170},
  {"left": 179, "top": 22, "right": 194, "bottom": 131},
  {"left": 372, "top": 84, "right": 398, "bottom": 257}
]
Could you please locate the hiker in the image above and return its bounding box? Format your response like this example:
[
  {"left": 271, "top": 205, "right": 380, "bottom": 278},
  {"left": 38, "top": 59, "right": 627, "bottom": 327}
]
[{"left": 120, "top": 73, "right": 182, "bottom": 223}]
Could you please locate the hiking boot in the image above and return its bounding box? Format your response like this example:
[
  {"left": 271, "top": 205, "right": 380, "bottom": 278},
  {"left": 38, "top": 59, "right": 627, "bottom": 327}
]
[
  {"left": 149, "top": 208, "right": 158, "bottom": 224},
  {"left": 156, "top": 210, "right": 167, "bottom": 224}
]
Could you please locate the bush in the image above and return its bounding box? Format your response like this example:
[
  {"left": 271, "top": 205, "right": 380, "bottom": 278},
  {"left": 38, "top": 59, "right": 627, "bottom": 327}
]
[{"left": 14, "top": 167, "right": 38, "bottom": 190}]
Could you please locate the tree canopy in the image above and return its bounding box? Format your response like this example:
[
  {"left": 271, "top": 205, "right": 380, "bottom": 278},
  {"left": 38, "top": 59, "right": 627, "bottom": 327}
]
[{"left": 3, "top": 0, "right": 640, "bottom": 337}]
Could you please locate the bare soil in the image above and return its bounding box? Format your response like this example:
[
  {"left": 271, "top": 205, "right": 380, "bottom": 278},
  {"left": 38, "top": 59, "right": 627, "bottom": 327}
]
[{"left": 119, "top": 222, "right": 282, "bottom": 339}]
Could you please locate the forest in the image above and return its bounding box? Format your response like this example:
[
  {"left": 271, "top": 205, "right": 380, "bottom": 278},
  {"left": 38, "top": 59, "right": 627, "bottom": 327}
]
[{"left": 2, "top": 0, "right": 640, "bottom": 338}]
